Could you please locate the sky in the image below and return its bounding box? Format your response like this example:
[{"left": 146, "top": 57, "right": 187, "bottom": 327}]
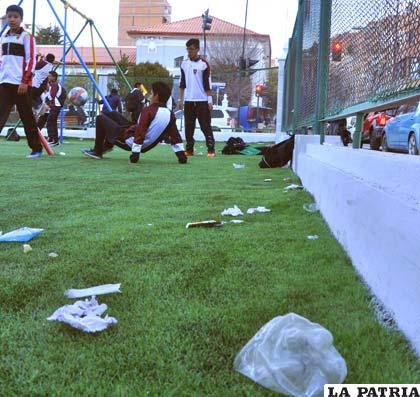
[{"left": 0, "top": 0, "right": 298, "bottom": 59}]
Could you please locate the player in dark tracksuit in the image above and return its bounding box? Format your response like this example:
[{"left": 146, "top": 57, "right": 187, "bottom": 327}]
[
  {"left": 82, "top": 81, "right": 187, "bottom": 165},
  {"left": 0, "top": 4, "right": 42, "bottom": 158},
  {"left": 178, "top": 38, "right": 215, "bottom": 157}
]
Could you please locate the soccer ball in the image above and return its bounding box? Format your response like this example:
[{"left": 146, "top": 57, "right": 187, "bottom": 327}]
[{"left": 68, "top": 87, "right": 88, "bottom": 107}]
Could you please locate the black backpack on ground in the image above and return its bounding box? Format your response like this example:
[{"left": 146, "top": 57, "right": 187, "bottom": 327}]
[
  {"left": 222, "top": 137, "right": 247, "bottom": 154},
  {"left": 6, "top": 128, "right": 20, "bottom": 141},
  {"left": 259, "top": 135, "right": 295, "bottom": 168}
]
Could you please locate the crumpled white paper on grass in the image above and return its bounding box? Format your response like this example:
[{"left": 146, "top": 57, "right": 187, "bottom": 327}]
[
  {"left": 247, "top": 207, "right": 271, "bottom": 214},
  {"left": 283, "top": 184, "right": 303, "bottom": 192},
  {"left": 65, "top": 283, "right": 121, "bottom": 299},
  {"left": 233, "top": 163, "right": 246, "bottom": 169},
  {"left": 221, "top": 205, "right": 244, "bottom": 216},
  {"left": 47, "top": 297, "right": 117, "bottom": 333}
]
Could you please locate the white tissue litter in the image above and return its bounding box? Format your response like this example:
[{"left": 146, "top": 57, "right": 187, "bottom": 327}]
[
  {"left": 283, "top": 184, "right": 303, "bottom": 192},
  {"left": 307, "top": 235, "right": 319, "bottom": 240},
  {"left": 234, "top": 313, "right": 347, "bottom": 396},
  {"left": 303, "top": 203, "right": 319, "bottom": 213},
  {"left": 23, "top": 244, "right": 32, "bottom": 253},
  {"left": 264, "top": 179, "right": 272, "bottom": 182},
  {"left": 233, "top": 163, "right": 246, "bottom": 169},
  {"left": 47, "top": 296, "right": 117, "bottom": 333},
  {"left": 48, "top": 252, "right": 59, "bottom": 257},
  {"left": 221, "top": 205, "right": 244, "bottom": 216},
  {"left": 64, "top": 283, "right": 121, "bottom": 299},
  {"left": 59, "top": 152, "right": 66, "bottom": 156},
  {"left": 247, "top": 207, "right": 271, "bottom": 214},
  {"left": 230, "top": 220, "right": 244, "bottom": 224}
]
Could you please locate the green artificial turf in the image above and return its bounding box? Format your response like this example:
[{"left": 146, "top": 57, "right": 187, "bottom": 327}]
[{"left": 0, "top": 139, "right": 419, "bottom": 396}]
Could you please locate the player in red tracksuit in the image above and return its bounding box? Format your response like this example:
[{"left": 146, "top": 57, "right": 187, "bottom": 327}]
[
  {"left": 82, "top": 81, "right": 188, "bottom": 165},
  {"left": 0, "top": 4, "right": 42, "bottom": 158}
]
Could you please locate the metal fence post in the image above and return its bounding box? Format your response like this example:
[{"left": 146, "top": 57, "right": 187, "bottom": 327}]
[
  {"left": 314, "top": 0, "right": 332, "bottom": 144},
  {"left": 352, "top": 112, "right": 364, "bottom": 149},
  {"left": 292, "top": 0, "right": 304, "bottom": 134}
]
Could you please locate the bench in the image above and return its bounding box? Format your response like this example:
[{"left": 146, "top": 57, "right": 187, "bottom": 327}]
[{"left": 57, "top": 115, "right": 87, "bottom": 130}]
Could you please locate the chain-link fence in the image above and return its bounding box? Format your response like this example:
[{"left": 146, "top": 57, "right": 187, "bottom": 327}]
[
  {"left": 283, "top": 0, "right": 420, "bottom": 133},
  {"left": 4, "top": 66, "right": 277, "bottom": 132}
]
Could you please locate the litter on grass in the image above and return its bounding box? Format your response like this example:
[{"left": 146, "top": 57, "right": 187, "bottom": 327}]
[
  {"left": 186, "top": 220, "right": 222, "bottom": 228},
  {"left": 0, "top": 227, "right": 44, "bottom": 242},
  {"left": 303, "top": 203, "right": 319, "bottom": 213},
  {"left": 59, "top": 152, "right": 66, "bottom": 156},
  {"left": 234, "top": 313, "right": 347, "bottom": 396},
  {"left": 47, "top": 296, "right": 117, "bottom": 333},
  {"left": 221, "top": 205, "right": 244, "bottom": 216},
  {"left": 264, "top": 179, "right": 272, "bottom": 182},
  {"left": 147, "top": 224, "right": 153, "bottom": 226},
  {"left": 65, "top": 283, "right": 121, "bottom": 299},
  {"left": 233, "top": 163, "right": 245, "bottom": 169},
  {"left": 23, "top": 244, "right": 32, "bottom": 253},
  {"left": 230, "top": 220, "right": 244, "bottom": 224},
  {"left": 283, "top": 184, "right": 303, "bottom": 192},
  {"left": 247, "top": 207, "right": 271, "bottom": 214},
  {"left": 307, "top": 235, "right": 319, "bottom": 240},
  {"left": 48, "top": 252, "right": 59, "bottom": 258}
]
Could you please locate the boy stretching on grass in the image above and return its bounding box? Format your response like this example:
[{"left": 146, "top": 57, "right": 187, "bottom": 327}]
[
  {"left": 82, "top": 81, "right": 187, "bottom": 164},
  {"left": 0, "top": 4, "right": 43, "bottom": 158}
]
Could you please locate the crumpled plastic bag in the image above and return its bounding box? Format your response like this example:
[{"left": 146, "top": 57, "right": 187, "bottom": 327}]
[
  {"left": 221, "top": 205, "right": 244, "bottom": 216},
  {"left": 234, "top": 313, "right": 347, "bottom": 397},
  {"left": 247, "top": 206, "right": 271, "bottom": 214},
  {"left": 0, "top": 227, "right": 44, "bottom": 242},
  {"left": 47, "top": 296, "right": 117, "bottom": 333},
  {"left": 303, "top": 203, "right": 319, "bottom": 213}
]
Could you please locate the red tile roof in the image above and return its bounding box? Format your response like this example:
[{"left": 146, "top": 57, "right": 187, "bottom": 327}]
[
  {"left": 127, "top": 16, "right": 269, "bottom": 38},
  {"left": 36, "top": 45, "right": 136, "bottom": 66}
]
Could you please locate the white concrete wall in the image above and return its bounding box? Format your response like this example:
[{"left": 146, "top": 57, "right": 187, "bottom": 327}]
[{"left": 293, "top": 135, "right": 420, "bottom": 355}]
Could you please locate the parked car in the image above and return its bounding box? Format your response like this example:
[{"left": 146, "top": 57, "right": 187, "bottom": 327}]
[
  {"left": 175, "top": 106, "right": 237, "bottom": 132},
  {"left": 363, "top": 109, "right": 397, "bottom": 150},
  {"left": 382, "top": 102, "right": 420, "bottom": 155}
]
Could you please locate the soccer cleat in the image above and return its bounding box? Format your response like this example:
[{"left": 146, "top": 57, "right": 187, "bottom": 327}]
[
  {"left": 81, "top": 149, "right": 102, "bottom": 160},
  {"left": 207, "top": 151, "right": 216, "bottom": 158},
  {"left": 176, "top": 151, "right": 188, "bottom": 164},
  {"left": 26, "top": 150, "right": 42, "bottom": 158},
  {"left": 49, "top": 140, "right": 60, "bottom": 147},
  {"left": 185, "top": 150, "right": 194, "bottom": 157}
]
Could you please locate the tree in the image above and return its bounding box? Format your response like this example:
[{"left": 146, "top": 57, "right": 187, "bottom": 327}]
[
  {"left": 110, "top": 56, "right": 172, "bottom": 100},
  {"left": 207, "top": 34, "right": 264, "bottom": 108},
  {"left": 36, "top": 25, "right": 63, "bottom": 45}
]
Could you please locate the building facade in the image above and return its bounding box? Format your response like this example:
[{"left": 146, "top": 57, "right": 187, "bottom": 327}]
[
  {"left": 118, "top": 0, "right": 172, "bottom": 46},
  {"left": 127, "top": 16, "right": 271, "bottom": 105}
]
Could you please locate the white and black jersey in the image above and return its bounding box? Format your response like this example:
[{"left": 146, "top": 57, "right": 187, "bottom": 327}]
[
  {"left": 0, "top": 27, "right": 36, "bottom": 86},
  {"left": 179, "top": 57, "right": 211, "bottom": 102}
]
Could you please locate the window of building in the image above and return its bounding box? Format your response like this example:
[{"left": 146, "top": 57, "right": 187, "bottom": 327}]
[{"left": 174, "top": 56, "right": 183, "bottom": 68}]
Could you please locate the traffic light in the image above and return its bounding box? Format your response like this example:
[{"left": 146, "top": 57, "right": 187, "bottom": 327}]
[
  {"left": 202, "top": 9, "right": 213, "bottom": 31},
  {"left": 256, "top": 83, "right": 267, "bottom": 97},
  {"left": 331, "top": 41, "right": 343, "bottom": 62}
]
